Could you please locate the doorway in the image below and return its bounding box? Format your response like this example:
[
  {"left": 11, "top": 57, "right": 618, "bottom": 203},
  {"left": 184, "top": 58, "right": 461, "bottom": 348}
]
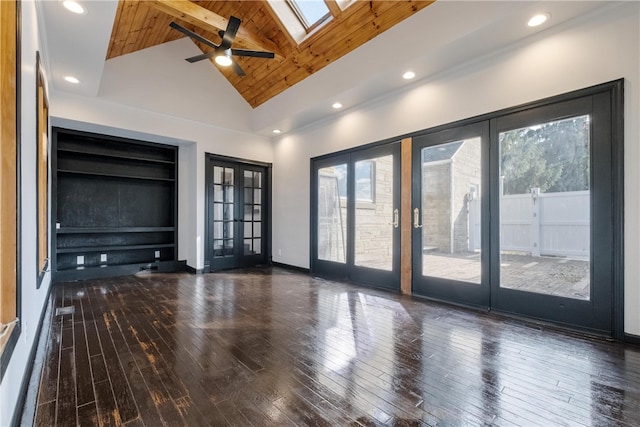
[
  {"left": 205, "top": 155, "right": 271, "bottom": 271},
  {"left": 411, "top": 85, "right": 621, "bottom": 335},
  {"left": 412, "top": 122, "right": 490, "bottom": 307},
  {"left": 311, "top": 142, "right": 401, "bottom": 290}
]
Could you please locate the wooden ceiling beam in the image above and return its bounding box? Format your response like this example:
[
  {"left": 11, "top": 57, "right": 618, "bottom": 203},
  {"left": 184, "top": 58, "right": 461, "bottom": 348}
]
[
  {"left": 148, "top": 0, "right": 283, "bottom": 57},
  {"left": 325, "top": 0, "right": 342, "bottom": 18}
]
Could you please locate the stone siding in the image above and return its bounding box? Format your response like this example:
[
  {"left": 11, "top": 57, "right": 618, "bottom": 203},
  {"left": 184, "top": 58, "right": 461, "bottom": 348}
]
[{"left": 353, "top": 155, "right": 394, "bottom": 270}]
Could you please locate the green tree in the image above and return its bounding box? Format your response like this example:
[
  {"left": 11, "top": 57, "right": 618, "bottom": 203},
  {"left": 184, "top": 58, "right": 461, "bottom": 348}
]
[{"left": 500, "top": 115, "right": 590, "bottom": 195}]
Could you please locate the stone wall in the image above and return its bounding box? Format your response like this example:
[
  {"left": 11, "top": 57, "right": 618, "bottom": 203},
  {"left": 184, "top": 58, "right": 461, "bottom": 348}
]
[{"left": 353, "top": 155, "right": 394, "bottom": 270}]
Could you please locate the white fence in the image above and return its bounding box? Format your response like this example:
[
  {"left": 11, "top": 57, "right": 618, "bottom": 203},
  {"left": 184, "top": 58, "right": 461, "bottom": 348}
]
[{"left": 469, "top": 189, "right": 590, "bottom": 259}]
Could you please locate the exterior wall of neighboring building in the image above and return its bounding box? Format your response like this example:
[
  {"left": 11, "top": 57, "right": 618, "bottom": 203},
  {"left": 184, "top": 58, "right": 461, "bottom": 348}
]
[
  {"left": 353, "top": 155, "right": 394, "bottom": 270},
  {"left": 422, "top": 161, "right": 452, "bottom": 252}
]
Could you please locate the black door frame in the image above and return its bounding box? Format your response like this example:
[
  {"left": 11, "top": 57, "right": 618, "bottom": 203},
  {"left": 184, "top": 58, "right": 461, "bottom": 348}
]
[
  {"left": 311, "top": 142, "right": 402, "bottom": 291},
  {"left": 204, "top": 154, "right": 272, "bottom": 272}
]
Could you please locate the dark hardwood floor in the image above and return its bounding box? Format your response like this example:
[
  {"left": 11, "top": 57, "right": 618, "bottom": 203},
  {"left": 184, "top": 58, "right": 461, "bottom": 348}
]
[{"left": 20, "top": 267, "right": 640, "bottom": 426}]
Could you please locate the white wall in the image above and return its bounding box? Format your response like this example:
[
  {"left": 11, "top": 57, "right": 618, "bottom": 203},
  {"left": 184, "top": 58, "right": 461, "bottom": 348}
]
[
  {"left": 0, "top": 1, "right": 53, "bottom": 425},
  {"left": 271, "top": 4, "right": 640, "bottom": 334},
  {"left": 50, "top": 92, "right": 273, "bottom": 271}
]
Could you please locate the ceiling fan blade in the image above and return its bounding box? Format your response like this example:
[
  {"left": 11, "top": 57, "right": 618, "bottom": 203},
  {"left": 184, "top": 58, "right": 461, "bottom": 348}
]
[
  {"left": 219, "top": 16, "right": 241, "bottom": 51},
  {"left": 231, "top": 60, "right": 246, "bottom": 77},
  {"left": 231, "top": 49, "right": 275, "bottom": 59},
  {"left": 170, "top": 21, "right": 218, "bottom": 50},
  {"left": 185, "top": 51, "right": 216, "bottom": 63}
]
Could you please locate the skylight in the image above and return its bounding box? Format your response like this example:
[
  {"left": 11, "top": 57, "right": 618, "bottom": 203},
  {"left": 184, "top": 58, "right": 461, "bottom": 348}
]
[
  {"left": 287, "top": 0, "right": 330, "bottom": 30},
  {"left": 268, "top": 0, "right": 355, "bottom": 44}
]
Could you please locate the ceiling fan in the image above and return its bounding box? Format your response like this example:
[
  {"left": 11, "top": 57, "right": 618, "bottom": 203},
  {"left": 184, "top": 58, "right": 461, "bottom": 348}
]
[{"left": 169, "top": 16, "right": 275, "bottom": 77}]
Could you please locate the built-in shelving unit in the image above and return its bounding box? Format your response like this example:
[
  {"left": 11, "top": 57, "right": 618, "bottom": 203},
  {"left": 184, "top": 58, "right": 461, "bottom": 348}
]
[{"left": 53, "top": 128, "right": 180, "bottom": 282}]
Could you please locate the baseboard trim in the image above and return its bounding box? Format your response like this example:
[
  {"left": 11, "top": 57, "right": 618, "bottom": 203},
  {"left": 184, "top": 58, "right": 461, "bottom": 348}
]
[
  {"left": 11, "top": 284, "right": 54, "bottom": 427},
  {"left": 185, "top": 264, "right": 208, "bottom": 274},
  {"left": 624, "top": 333, "right": 640, "bottom": 346},
  {"left": 271, "top": 262, "right": 310, "bottom": 274}
]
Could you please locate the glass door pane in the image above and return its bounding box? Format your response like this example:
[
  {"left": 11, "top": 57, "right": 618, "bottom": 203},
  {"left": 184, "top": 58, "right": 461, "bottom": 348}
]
[
  {"left": 317, "top": 164, "right": 348, "bottom": 263},
  {"left": 354, "top": 155, "right": 394, "bottom": 271},
  {"left": 243, "top": 170, "right": 263, "bottom": 256},
  {"left": 212, "top": 166, "right": 235, "bottom": 258},
  {"left": 498, "top": 115, "right": 591, "bottom": 300},
  {"left": 420, "top": 138, "right": 482, "bottom": 283}
]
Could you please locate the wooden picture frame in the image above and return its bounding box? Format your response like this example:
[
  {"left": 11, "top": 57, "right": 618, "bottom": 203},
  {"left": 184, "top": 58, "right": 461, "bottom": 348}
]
[
  {"left": 0, "top": 0, "right": 22, "bottom": 381},
  {"left": 36, "top": 51, "right": 49, "bottom": 287}
]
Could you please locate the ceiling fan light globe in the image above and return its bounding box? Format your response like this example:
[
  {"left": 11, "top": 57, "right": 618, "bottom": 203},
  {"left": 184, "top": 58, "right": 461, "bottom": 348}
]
[{"left": 215, "top": 54, "right": 233, "bottom": 67}]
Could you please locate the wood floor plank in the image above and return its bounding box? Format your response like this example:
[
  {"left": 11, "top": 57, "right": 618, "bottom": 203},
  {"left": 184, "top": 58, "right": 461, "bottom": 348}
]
[
  {"left": 36, "top": 316, "right": 61, "bottom": 406},
  {"left": 116, "top": 350, "right": 164, "bottom": 427},
  {"left": 33, "top": 401, "right": 55, "bottom": 427},
  {"left": 73, "top": 318, "right": 94, "bottom": 407},
  {"left": 95, "top": 309, "right": 139, "bottom": 424},
  {"left": 77, "top": 402, "right": 99, "bottom": 427},
  {"left": 24, "top": 268, "right": 640, "bottom": 427}
]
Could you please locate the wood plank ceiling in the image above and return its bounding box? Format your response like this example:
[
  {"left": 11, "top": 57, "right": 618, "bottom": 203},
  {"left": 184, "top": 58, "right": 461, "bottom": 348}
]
[{"left": 107, "top": 0, "right": 434, "bottom": 108}]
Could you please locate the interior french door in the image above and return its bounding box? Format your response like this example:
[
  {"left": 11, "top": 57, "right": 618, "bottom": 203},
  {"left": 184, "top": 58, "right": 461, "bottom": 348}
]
[
  {"left": 205, "top": 156, "right": 268, "bottom": 270},
  {"left": 411, "top": 122, "right": 490, "bottom": 307},
  {"left": 312, "top": 142, "right": 401, "bottom": 290}
]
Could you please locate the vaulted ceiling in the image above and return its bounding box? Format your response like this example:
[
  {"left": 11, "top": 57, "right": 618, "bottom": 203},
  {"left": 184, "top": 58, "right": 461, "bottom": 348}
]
[
  {"left": 39, "top": 1, "right": 617, "bottom": 136},
  {"left": 106, "top": 0, "right": 433, "bottom": 107}
]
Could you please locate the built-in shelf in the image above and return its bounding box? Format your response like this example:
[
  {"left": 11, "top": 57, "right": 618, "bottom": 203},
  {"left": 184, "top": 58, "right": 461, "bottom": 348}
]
[
  {"left": 57, "top": 227, "right": 175, "bottom": 234},
  {"left": 53, "top": 127, "right": 179, "bottom": 282},
  {"left": 57, "top": 169, "right": 175, "bottom": 182},
  {"left": 57, "top": 243, "right": 175, "bottom": 254},
  {"left": 57, "top": 148, "right": 175, "bottom": 165}
]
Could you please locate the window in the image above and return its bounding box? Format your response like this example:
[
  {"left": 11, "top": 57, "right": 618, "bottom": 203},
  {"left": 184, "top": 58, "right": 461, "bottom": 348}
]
[
  {"left": 355, "top": 160, "right": 374, "bottom": 202},
  {"left": 287, "top": 0, "right": 331, "bottom": 31},
  {"left": 336, "top": 160, "right": 375, "bottom": 202},
  {"left": 268, "top": 0, "right": 354, "bottom": 43}
]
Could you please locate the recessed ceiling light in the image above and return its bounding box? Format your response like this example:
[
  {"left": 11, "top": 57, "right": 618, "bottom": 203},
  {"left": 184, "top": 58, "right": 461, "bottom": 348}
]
[
  {"left": 528, "top": 13, "right": 550, "bottom": 27},
  {"left": 62, "top": 0, "right": 86, "bottom": 14},
  {"left": 332, "top": 102, "right": 343, "bottom": 109},
  {"left": 64, "top": 76, "right": 80, "bottom": 84},
  {"left": 272, "top": 129, "right": 281, "bottom": 134},
  {"left": 403, "top": 71, "right": 416, "bottom": 80}
]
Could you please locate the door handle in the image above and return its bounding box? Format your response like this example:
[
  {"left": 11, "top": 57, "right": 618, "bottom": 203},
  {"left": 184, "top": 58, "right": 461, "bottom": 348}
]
[
  {"left": 413, "top": 208, "right": 423, "bottom": 229},
  {"left": 392, "top": 208, "right": 399, "bottom": 228}
]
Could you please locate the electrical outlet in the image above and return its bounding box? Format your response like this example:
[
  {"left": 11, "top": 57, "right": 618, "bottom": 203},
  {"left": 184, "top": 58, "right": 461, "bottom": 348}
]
[
  {"left": 155, "top": 250, "right": 161, "bottom": 258},
  {"left": 77, "top": 255, "right": 84, "bottom": 265},
  {"left": 278, "top": 249, "right": 282, "bottom": 256},
  {"left": 100, "top": 253, "right": 107, "bottom": 263}
]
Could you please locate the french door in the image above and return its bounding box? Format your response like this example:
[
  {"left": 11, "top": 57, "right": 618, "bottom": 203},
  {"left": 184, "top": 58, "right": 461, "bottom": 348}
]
[
  {"left": 412, "top": 122, "right": 490, "bottom": 307},
  {"left": 311, "top": 142, "right": 401, "bottom": 290},
  {"left": 205, "top": 156, "right": 269, "bottom": 270},
  {"left": 412, "top": 88, "right": 619, "bottom": 334},
  {"left": 489, "top": 94, "right": 614, "bottom": 332}
]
